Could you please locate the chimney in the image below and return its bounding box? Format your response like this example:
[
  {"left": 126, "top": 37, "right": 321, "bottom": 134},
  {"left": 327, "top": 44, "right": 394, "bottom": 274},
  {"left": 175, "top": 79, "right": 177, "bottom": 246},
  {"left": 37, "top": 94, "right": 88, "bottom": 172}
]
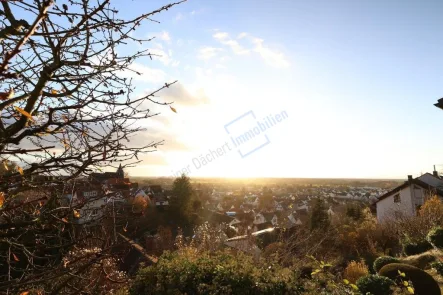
[
  {"left": 433, "top": 165, "right": 440, "bottom": 178},
  {"left": 407, "top": 175, "right": 413, "bottom": 183}
]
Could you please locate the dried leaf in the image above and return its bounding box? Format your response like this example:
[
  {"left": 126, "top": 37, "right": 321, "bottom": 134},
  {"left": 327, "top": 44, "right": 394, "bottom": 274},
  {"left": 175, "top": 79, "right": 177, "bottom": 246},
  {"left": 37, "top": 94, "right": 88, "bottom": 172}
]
[
  {"left": 12, "top": 253, "right": 19, "bottom": 261},
  {"left": 0, "top": 88, "right": 14, "bottom": 100},
  {"left": 3, "top": 160, "right": 8, "bottom": 171},
  {"left": 14, "top": 107, "right": 34, "bottom": 121},
  {"left": 20, "top": 291, "right": 29, "bottom": 295},
  {"left": 17, "top": 166, "right": 24, "bottom": 175},
  {"left": 0, "top": 192, "right": 4, "bottom": 208},
  {"left": 51, "top": 89, "right": 58, "bottom": 94},
  {"left": 73, "top": 210, "right": 80, "bottom": 218},
  {"left": 170, "top": 106, "right": 177, "bottom": 113},
  {"left": 62, "top": 217, "right": 68, "bottom": 223}
]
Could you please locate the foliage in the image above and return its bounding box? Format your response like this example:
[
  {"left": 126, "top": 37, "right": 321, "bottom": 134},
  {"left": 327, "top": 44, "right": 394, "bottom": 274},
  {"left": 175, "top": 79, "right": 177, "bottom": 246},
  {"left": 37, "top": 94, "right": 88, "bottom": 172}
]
[
  {"left": 431, "top": 261, "right": 443, "bottom": 276},
  {"left": 190, "top": 222, "right": 228, "bottom": 252},
  {"left": 402, "top": 239, "right": 433, "bottom": 256},
  {"left": 334, "top": 207, "right": 381, "bottom": 262},
  {"left": 343, "top": 260, "right": 369, "bottom": 284},
  {"left": 345, "top": 203, "right": 363, "bottom": 221},
  {"left": 0, "top": 0, "right": 183, "bottom": 293},
  {"left": 373, "top": 256, "right": 400, "bottom": 273},
  {"left": 259, "top": 186, "right": 274, "bottom": 210},
  {"left": 309, "top": 198, "right": 330, "bottom": 231},
  {"left": 303, "top": 255, "right": 358, "bottom": 294},
  {"left": 427, "top": 227, "right": 443, "bottom": 249},
  {"left": 132, "top": 196, "right": 148, "bottom": 213},
  {"left": 130, "top": 249, "right": 302, "bottom": 295},
  {"left": 401, "top": 252, "right": 437, "bottom": 270},
  {"left": 170, "top": 174, "right": 195, "bottom": 232},
  {"left": 356, "top": 274, "right": 394, "bottom": 295},
  {"left": 378, "top": 263, "right": 440, "bottom": 295},
  {"left": 419, "top": 195, "right": 443, "bottom": 226}
]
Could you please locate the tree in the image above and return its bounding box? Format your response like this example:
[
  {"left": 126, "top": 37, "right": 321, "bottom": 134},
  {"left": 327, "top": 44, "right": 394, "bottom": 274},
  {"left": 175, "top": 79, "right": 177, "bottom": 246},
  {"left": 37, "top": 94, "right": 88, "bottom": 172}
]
[
  {"left": 259, "top": 186, "right": 273, "bottom": 210},
  {"left": 0, "top": 0, "right": 183, "bottom": 293},
  {"left": 346, "top": 203, "right": 363, "bottom": 221},
  {"left": 170, "top": 174, "right": 194, "bottom": 230},
  {"left": 309, "top": 198, "right": 330, "bottom": 231}
]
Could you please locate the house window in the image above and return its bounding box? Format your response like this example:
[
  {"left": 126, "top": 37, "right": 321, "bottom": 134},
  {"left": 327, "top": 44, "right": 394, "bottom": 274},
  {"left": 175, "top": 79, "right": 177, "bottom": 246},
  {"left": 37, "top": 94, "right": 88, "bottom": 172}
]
[
  {"left": 91, "top": 209, "right": 99, "bottom": 216},
  {"left": 394, "top": 194, "right": 400, "bottom": 203}
]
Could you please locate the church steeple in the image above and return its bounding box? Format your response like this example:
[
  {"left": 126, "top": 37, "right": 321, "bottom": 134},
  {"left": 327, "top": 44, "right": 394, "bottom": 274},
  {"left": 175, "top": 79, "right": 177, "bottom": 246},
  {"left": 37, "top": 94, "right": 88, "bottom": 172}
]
[{"left": 116, "top": 163, "right": 124, "bottom": 179}]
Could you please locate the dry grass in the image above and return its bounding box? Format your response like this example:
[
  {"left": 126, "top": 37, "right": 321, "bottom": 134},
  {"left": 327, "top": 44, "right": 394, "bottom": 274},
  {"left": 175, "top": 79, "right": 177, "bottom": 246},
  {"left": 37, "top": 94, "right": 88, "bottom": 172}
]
[{"left": 343, "top": 260, "right": 369, "bottom": 284}]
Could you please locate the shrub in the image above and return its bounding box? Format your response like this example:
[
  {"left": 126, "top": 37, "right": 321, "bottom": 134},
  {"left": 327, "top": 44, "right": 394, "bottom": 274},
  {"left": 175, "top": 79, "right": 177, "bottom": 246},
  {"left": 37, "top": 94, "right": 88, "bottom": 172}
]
[
  {"left": 373, "top": 256, "right": 400, "bottom": 272},
  {"left": 343, "top": 260, "right": 369, "bottom": 283},
  {"left": 431, "top": 261, "right": 443, "bottom": 276},
  {"left": 356, "top": 274, "right": 394, "bottom": 295},
  {"left": 130, "top": 250, "right": 302, "bottom": 295},
  {"left": 402, "top": 239, "right": 433, "bottom": 255},
  {"left": 401, "top": 252, "right": 437, "bottom": 269},
  {"left": 378, "top": 263, "right": 440, "bottom": 295},
  {"left": 427, "top": 227, "right": 443, "bottom": 249}
]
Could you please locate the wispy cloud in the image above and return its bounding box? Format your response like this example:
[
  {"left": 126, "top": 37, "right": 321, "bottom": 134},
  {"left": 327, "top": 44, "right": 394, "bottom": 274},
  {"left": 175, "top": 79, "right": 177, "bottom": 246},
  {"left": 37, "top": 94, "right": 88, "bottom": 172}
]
[
  {"left": 198, "top": 46, "right": 223, "bottom": 60},
  {"left": 149, "top": 46, "right": 179, "bottom": 67},
  {"left": 120, "top": 62, "right": 167, "bottom": 83},
  {"left": 212, "top": 31, "right": 290, "bottom": 68},
  {"left": 251, "top": 38, "right": 290, "bottom": 68},
  {"left": 174, "top": 8, "right": 205, "bottom": 22},
  {"left": 157, "top": 82, "right": 210, "bottom": 106},
  {"left": 213, "top": 32, "right": 250, "bottom": 55},
  {"left": 149, "top": 30, "right": 171, "bottom": 42}
]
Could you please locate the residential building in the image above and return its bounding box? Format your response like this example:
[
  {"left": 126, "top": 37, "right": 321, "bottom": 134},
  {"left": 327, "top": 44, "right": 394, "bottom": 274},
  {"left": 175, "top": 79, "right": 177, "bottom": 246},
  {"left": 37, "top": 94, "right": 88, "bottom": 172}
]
[{"left": 375, "top": 172, "right": 443, "bottom": 221}]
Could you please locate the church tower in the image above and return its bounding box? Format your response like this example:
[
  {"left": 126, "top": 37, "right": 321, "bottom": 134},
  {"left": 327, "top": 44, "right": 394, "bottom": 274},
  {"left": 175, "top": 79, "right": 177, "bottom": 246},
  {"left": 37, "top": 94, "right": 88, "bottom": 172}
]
[{"left": 116, "top": 163, "right": 124, "bottom": 179}]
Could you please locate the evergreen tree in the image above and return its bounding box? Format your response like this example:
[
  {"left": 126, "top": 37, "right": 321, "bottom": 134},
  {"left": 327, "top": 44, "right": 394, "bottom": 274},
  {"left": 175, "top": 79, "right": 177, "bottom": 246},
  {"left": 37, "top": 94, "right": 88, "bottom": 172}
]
[
  {"left": 170, "top": 174, "right": 195, "bottom": 231},
  {"left": 309, "top": 198, "right": 330, "bottom": 231}
]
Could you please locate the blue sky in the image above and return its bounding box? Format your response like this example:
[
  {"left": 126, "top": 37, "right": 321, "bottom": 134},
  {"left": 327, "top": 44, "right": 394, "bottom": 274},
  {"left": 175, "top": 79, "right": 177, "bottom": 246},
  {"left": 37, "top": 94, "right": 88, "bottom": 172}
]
[{"left": 114, "top": 0, "right": 443, "bottom": 179}]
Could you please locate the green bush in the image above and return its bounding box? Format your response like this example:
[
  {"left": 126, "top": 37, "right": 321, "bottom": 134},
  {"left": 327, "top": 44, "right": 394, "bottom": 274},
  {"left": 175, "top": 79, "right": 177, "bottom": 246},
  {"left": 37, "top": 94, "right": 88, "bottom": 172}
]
[
  {"left": 356, "top": 274, "right": 394, "bottom": 295},
  {"left": 427, "top": 227, "right": 443, "bottom": 249},
  {"left": 431, "top": 261, "right": 443, "bottom": 276},
  {"left": 130, "top": 250, "right": 302, "bottom": 295},
  {"left": 373, "top": 256, "right": 399, "bottom": 272},
  {"left": 378, "top": 263, "right": 440, "bottom": 295},
  {"left": 402, "top": 240, "right": 433, "bottom": 256}
]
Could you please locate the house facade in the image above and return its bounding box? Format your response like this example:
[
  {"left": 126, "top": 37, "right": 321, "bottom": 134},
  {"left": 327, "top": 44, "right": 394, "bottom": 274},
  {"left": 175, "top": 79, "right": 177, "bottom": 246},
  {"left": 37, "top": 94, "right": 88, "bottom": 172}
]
[{"left": 376, "top": 172, "right": 443, "bottom": 221}]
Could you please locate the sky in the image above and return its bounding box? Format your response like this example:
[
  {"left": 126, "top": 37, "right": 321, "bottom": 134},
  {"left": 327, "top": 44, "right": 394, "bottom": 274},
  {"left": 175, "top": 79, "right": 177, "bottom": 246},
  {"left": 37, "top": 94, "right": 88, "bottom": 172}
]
[{"left": 112, "top": 0, "right": 443, "bottom": 179}]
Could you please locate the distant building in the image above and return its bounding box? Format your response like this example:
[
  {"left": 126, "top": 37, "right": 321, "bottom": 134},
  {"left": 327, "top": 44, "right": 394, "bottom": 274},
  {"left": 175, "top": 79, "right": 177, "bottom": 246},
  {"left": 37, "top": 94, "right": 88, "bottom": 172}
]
[
  {"left": 90, "top": 164, "right": 124, "bottom": 183},
  {"left": 375, "top": 172, "right": 443, "bottom": 221}
]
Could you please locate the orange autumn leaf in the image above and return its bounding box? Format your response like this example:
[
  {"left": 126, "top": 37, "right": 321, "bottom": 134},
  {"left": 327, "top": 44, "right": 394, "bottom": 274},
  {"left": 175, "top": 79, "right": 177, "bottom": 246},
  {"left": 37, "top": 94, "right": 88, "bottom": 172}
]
[
  {"left": 12, "top": 253, "right": 19, "bottom": 261},
  {"left": 0, "top": 192, "right": 4, "bottom": 208},
  {"left": 3, "top": 160, "right": 8, "bottom": 171},
  {"left": 20, "top": 291, "right": 29, "bottom": 295},
  {"left": 14, "top": 107, "right": 34, "bottom": 121},
  {"left": 170, "top": 106, "right": 177, "bottom": 113},
  {"left": 73, "top": 210, "right": 80, "bottom": 218},
  {"left": 51, "top": 89, "right": 58, "bottom": 95},
  {"left": 62, "top": 217, "right": 68, "bottom": 223},
  {"left": 16, "top": 166, "right": 24, "bottom": 175}
]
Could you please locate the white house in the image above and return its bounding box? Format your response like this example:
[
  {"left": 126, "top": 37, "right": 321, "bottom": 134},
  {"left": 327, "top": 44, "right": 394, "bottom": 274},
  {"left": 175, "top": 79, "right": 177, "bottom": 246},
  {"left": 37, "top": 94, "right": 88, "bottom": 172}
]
[
  {"left": 253, "top": 213, "right": 266, "bottom": 225},
  {"left": 376, "top": 172, "right": 443, "bottom": 221},
  {"left": 271, "top": 214, "right": 278, "bottom": 226}
]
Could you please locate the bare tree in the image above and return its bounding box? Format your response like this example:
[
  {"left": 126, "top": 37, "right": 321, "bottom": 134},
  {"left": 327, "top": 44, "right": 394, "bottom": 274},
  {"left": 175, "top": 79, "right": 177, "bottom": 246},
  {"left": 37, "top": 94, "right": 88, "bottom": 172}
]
[{"left": 0, "top": 0, "right": 183, "bottom": 293}]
